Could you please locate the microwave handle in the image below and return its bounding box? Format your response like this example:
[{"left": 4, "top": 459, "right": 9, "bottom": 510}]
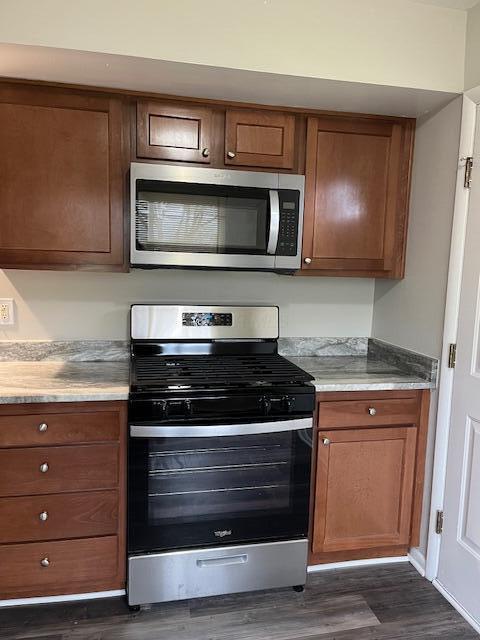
[{"left": 267, "top": 190, "right": 280, "bottom": 255}]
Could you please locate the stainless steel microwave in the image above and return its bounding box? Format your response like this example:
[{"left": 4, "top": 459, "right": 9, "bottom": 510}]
[{"left": 130, "top": 163, "right": 305, "bottom": 272}]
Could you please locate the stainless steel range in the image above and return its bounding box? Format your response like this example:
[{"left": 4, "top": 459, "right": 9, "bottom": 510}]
[{"left": 127, "top": 305, "right": 315, "bottom": 607}]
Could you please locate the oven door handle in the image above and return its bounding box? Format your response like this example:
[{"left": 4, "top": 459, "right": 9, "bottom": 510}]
[
  {"left": 129, "top": 417, "right": 312, "bottom": 438},
  {"left": 266, "top": 190, "right": 280, "bottom": 255}
]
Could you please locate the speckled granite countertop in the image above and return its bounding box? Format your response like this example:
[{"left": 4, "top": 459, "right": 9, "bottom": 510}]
[
  {"left": 0, "top": 362, "right": 129, "bottom": 404},
  {"left": 0, "top": 338, "right": 436, "bottom": 404},
  {"left": 289, "top": 356, "right": 434, "bottom": 392}
]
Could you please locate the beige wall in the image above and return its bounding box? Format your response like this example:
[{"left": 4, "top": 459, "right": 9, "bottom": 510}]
[
  {"left": 0, "top": 269, "right": 375, "bottom": 340},
  {"left": 372, "top": 97, "right": 462, "bottom": 358},
  {"left": 372, "top": 96, "right": 463, "bottom": 561},
  {"left": 465, "top": 2, "right": 480, "bottom": 89},
  {"left": 0, "top": 0, "right": 467, "bottom": 93}
]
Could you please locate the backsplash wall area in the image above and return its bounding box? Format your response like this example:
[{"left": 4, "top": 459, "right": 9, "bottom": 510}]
[{"left": 0, "top": 269, "right": 375, "bottom": 340}]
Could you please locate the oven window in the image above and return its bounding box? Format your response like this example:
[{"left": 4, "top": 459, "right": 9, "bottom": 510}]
[
  {"left": 128, "top": 428, "right": 312, "bottom": 553},
  {"left": 135, "top": 181, "right": 269, "bottom": 255},
  {"left": 147, "top": 432, "right": 292, "bottom": 521}
]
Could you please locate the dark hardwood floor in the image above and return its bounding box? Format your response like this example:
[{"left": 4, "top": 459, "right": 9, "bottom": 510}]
[{"left": 0, "top": 564, "right": 477, "bottom": 639}]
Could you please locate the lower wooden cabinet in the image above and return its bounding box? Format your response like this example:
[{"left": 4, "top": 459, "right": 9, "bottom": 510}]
[
  {"left": 0, "top": 401, "right": 127, "bottom": 600},
  {"left": 0, "top": 536, "right": 120, "bottom": 597},
  {"left": 310, "top": 390, "right": 430, "bottom": 564},
  {"left": 313, "top": 426, "right": 417, "bottom": 553}
]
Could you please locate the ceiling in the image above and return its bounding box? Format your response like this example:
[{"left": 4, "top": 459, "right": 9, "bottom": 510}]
[{"left": 409, "top": 0, "right": 479, "bottom": 9}]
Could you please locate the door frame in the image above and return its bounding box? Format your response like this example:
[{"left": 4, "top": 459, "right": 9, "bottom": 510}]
[{"left": 425, "top": 95, "right": 477, "bottom": 582}]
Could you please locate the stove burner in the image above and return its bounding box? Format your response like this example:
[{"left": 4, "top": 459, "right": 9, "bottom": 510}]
[{"left": 131, "top": 354, "right": 313, "bottom": 392}]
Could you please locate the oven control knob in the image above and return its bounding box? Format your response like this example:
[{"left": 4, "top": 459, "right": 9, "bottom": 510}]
[
  {"left": 284, "top": 396, "right": 295, "bottom": 412},
  {"left": 154, "top": 400, "right": 167, "bottom": 417},
  {"left": 184, "top": 400, "right": 193, "bottom": 417},
  {"left": 260, "top": 396, "right": 272, "bottom": 415}
]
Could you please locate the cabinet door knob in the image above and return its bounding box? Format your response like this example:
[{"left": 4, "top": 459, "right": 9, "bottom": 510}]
[
  {"left": 39, "top": 511, "right": 49, "bottom": 522},
  {"left": 202, "top": 147, "right": 209, "bottom": 157},
  {"left": 321, "top": 437, "right": 331, "bottom": 446},
  {"left": 40, "top": 557, "right": 50, "bottom": 568},
  {"left": 368, "top": 407, "right": 377, "bottom": 416},
  {"left": 38, "top": 422, "right": 48, "bottom": 432},
  {"left": 227, "top": 151, "right": 236, "bottom": 158},
  {"left": 39, "top": 462, "right": 49, "bottom": 473},
  {"left": 304, "top": 257, "right": 312, "bottom": 265}
]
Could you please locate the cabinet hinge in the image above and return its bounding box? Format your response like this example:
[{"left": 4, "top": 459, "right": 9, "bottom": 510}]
[
  {"left": 435, "top": 510, "right": 444, "bottom": 534},
  {"left": 448, "top": 343, "right": 457, "bottom": 369},
  {"left": 464, "top": 156, "right": 474, "bottom": 189}
]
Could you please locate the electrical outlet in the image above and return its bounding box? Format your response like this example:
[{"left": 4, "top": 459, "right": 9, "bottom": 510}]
[{"left": 0, "top": 299, "right": 15, "bottom": 325}]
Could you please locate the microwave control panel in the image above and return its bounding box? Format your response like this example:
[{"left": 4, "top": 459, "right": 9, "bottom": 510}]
[{"left": 277, "top": 191, "right": 300, "bottom": 256}]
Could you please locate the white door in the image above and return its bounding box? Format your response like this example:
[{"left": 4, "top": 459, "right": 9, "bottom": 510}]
[{"left": 437, "top": 111, "right": 480, "bottom": 624}]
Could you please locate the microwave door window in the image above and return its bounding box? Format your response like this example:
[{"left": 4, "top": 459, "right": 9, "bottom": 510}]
[{"left": 136, "top": 190, "right": 268, "bottom": 255}]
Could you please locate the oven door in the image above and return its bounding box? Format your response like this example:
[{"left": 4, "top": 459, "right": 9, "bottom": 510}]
[{"left": 128, "top": 418, "right": 313, "bottom": 554}]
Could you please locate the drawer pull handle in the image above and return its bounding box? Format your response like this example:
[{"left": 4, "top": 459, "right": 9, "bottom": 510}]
[
  {"left": 202, "top": 147, "right": 210, "bottom": 157},
  {"left": 321, "top": 437, "right": 331, "bottom": 446},
  {"left": 40, "top": 557, "right": 50, "bottom": 568},
  {"left": 39, "top": 511, "right": 49, "bottom": 522},
  {"left": 227, "top": 150, "right": 236, "bottom": 158},
  {"left": 368, "top": 407, "right": 377, "bottom": 416},
  {"left": 304, "top": 257, "right": 312, "bottom": 265},
  {"left": 39, "top": 462, "right": 49, "bottom": 473},
  {"left": 38, "top": 423, "right": 48, "bottom": 432}
]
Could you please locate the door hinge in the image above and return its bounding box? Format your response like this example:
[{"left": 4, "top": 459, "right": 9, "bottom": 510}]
[
  {"left": 448, "top": 343, "right": 457, "bottom": 369},
  {"left": 464, "top": 156, "right": 474, "bottom": 189},
  {"left": 435, "top": 510, "right": 444, "bottom": 534}
]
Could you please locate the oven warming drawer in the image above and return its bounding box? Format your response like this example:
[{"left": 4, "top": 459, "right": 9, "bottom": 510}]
[{"left": 128, "top": 538, "right": 308, "bottom": 605}]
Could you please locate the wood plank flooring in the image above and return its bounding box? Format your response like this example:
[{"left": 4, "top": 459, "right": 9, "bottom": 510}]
[{"left": 0, "top": 564, "right": 477, "bottom": 639}]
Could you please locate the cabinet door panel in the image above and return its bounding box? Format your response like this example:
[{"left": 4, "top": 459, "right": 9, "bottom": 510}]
[
  {"left": 0, "top": 536, "right": 120, "bottom": 596},
  {"left": 0, "top": 410, "right": 120, "bottom": 448},
  {"left": 0, "top": 490, "right": 118, "bottom": 543},
  {"left": 0, "top": 444, "right": 119, "bottom": 497},
  {"left": 312, "top": 427, "right": 416, "bottom": 553},
  {"left": 302, "top": 116, "right": 413, "bottom": 277},
  {"left": 0, "top": 85, "right": 125, "bottom": 269},
  {"left": 225, "top": 109, "right": 295, "bottom": 169},
  {"left": 137, "top": 101, "right": 212, "bottom": 163}
]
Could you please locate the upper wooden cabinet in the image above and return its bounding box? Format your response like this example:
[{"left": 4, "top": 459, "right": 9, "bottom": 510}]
[
  {"left": 224, "top": 109, "right": 296, "bottom": 169},
  {"left": 301, "top": 116, "right": 414, "bottom": 278},
  {"left": 0, "top": 84, "right": 126, "bottom": 270},
  {"left": 137, "top": 101, "right": 214, "bottom": 163}
]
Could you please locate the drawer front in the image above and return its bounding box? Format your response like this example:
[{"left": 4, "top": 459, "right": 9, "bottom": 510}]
[
  {"left": 0, "top": 444, "right": 119, "bottom": 497},
  {"left": 318, "top": 397, "right": 419, "bottom": 428},
  {"left": 0, "top": 536, "right": 119, "bottom": 593},
  {"left": 0, "top": 490, "right": 118, "bottom": 543},
  {"left": 0, "top": 411, "right": 119, "bottom": 448}
]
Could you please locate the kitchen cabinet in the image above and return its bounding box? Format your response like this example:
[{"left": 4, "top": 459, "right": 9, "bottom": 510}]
[
  {"left": 137, "top": 101, "right": 214, "bottom": 163},
  {"left": 224, "top": 109, "right": 296, "bottom": 169},
  {"left": 301, "top": 116, "right": 414, "bottom": 278},
  {"left": 0, "top": 80, "right": 416, "bottom": 277},
  {"left": 0, "top": 401, "right": 126, "bottom": 599},
  {"left": 0, "top": 84, "right": 127, "bottom": 271},
  {"left": 313, "top": 426, "right": 417, "bottom": 554},
  {"left": 310, "top": 390, "right": 429, "bottom": 564}
]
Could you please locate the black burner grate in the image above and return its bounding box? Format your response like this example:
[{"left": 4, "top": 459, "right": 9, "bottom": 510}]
[{"left": 132, "top": 354, "right": 313, "bottom": 390}]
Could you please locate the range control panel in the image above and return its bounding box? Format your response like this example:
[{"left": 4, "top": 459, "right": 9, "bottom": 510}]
[{"left": 276, "top": 190, "right": 300, "bottom": 256}]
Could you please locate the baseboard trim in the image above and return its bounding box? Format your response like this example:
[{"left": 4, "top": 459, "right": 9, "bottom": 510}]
[
  {"left": 308, "top": 556, "right": 409, "bottom": 572},
  {"left": 433, "top": 580, "right": 480, "bottom": 635},
  {"left": 0, "top": 589, "right": 125, "bottom": 608},
  {"left": 408, "top": 548, "right": 426, "bottom": 577}
]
